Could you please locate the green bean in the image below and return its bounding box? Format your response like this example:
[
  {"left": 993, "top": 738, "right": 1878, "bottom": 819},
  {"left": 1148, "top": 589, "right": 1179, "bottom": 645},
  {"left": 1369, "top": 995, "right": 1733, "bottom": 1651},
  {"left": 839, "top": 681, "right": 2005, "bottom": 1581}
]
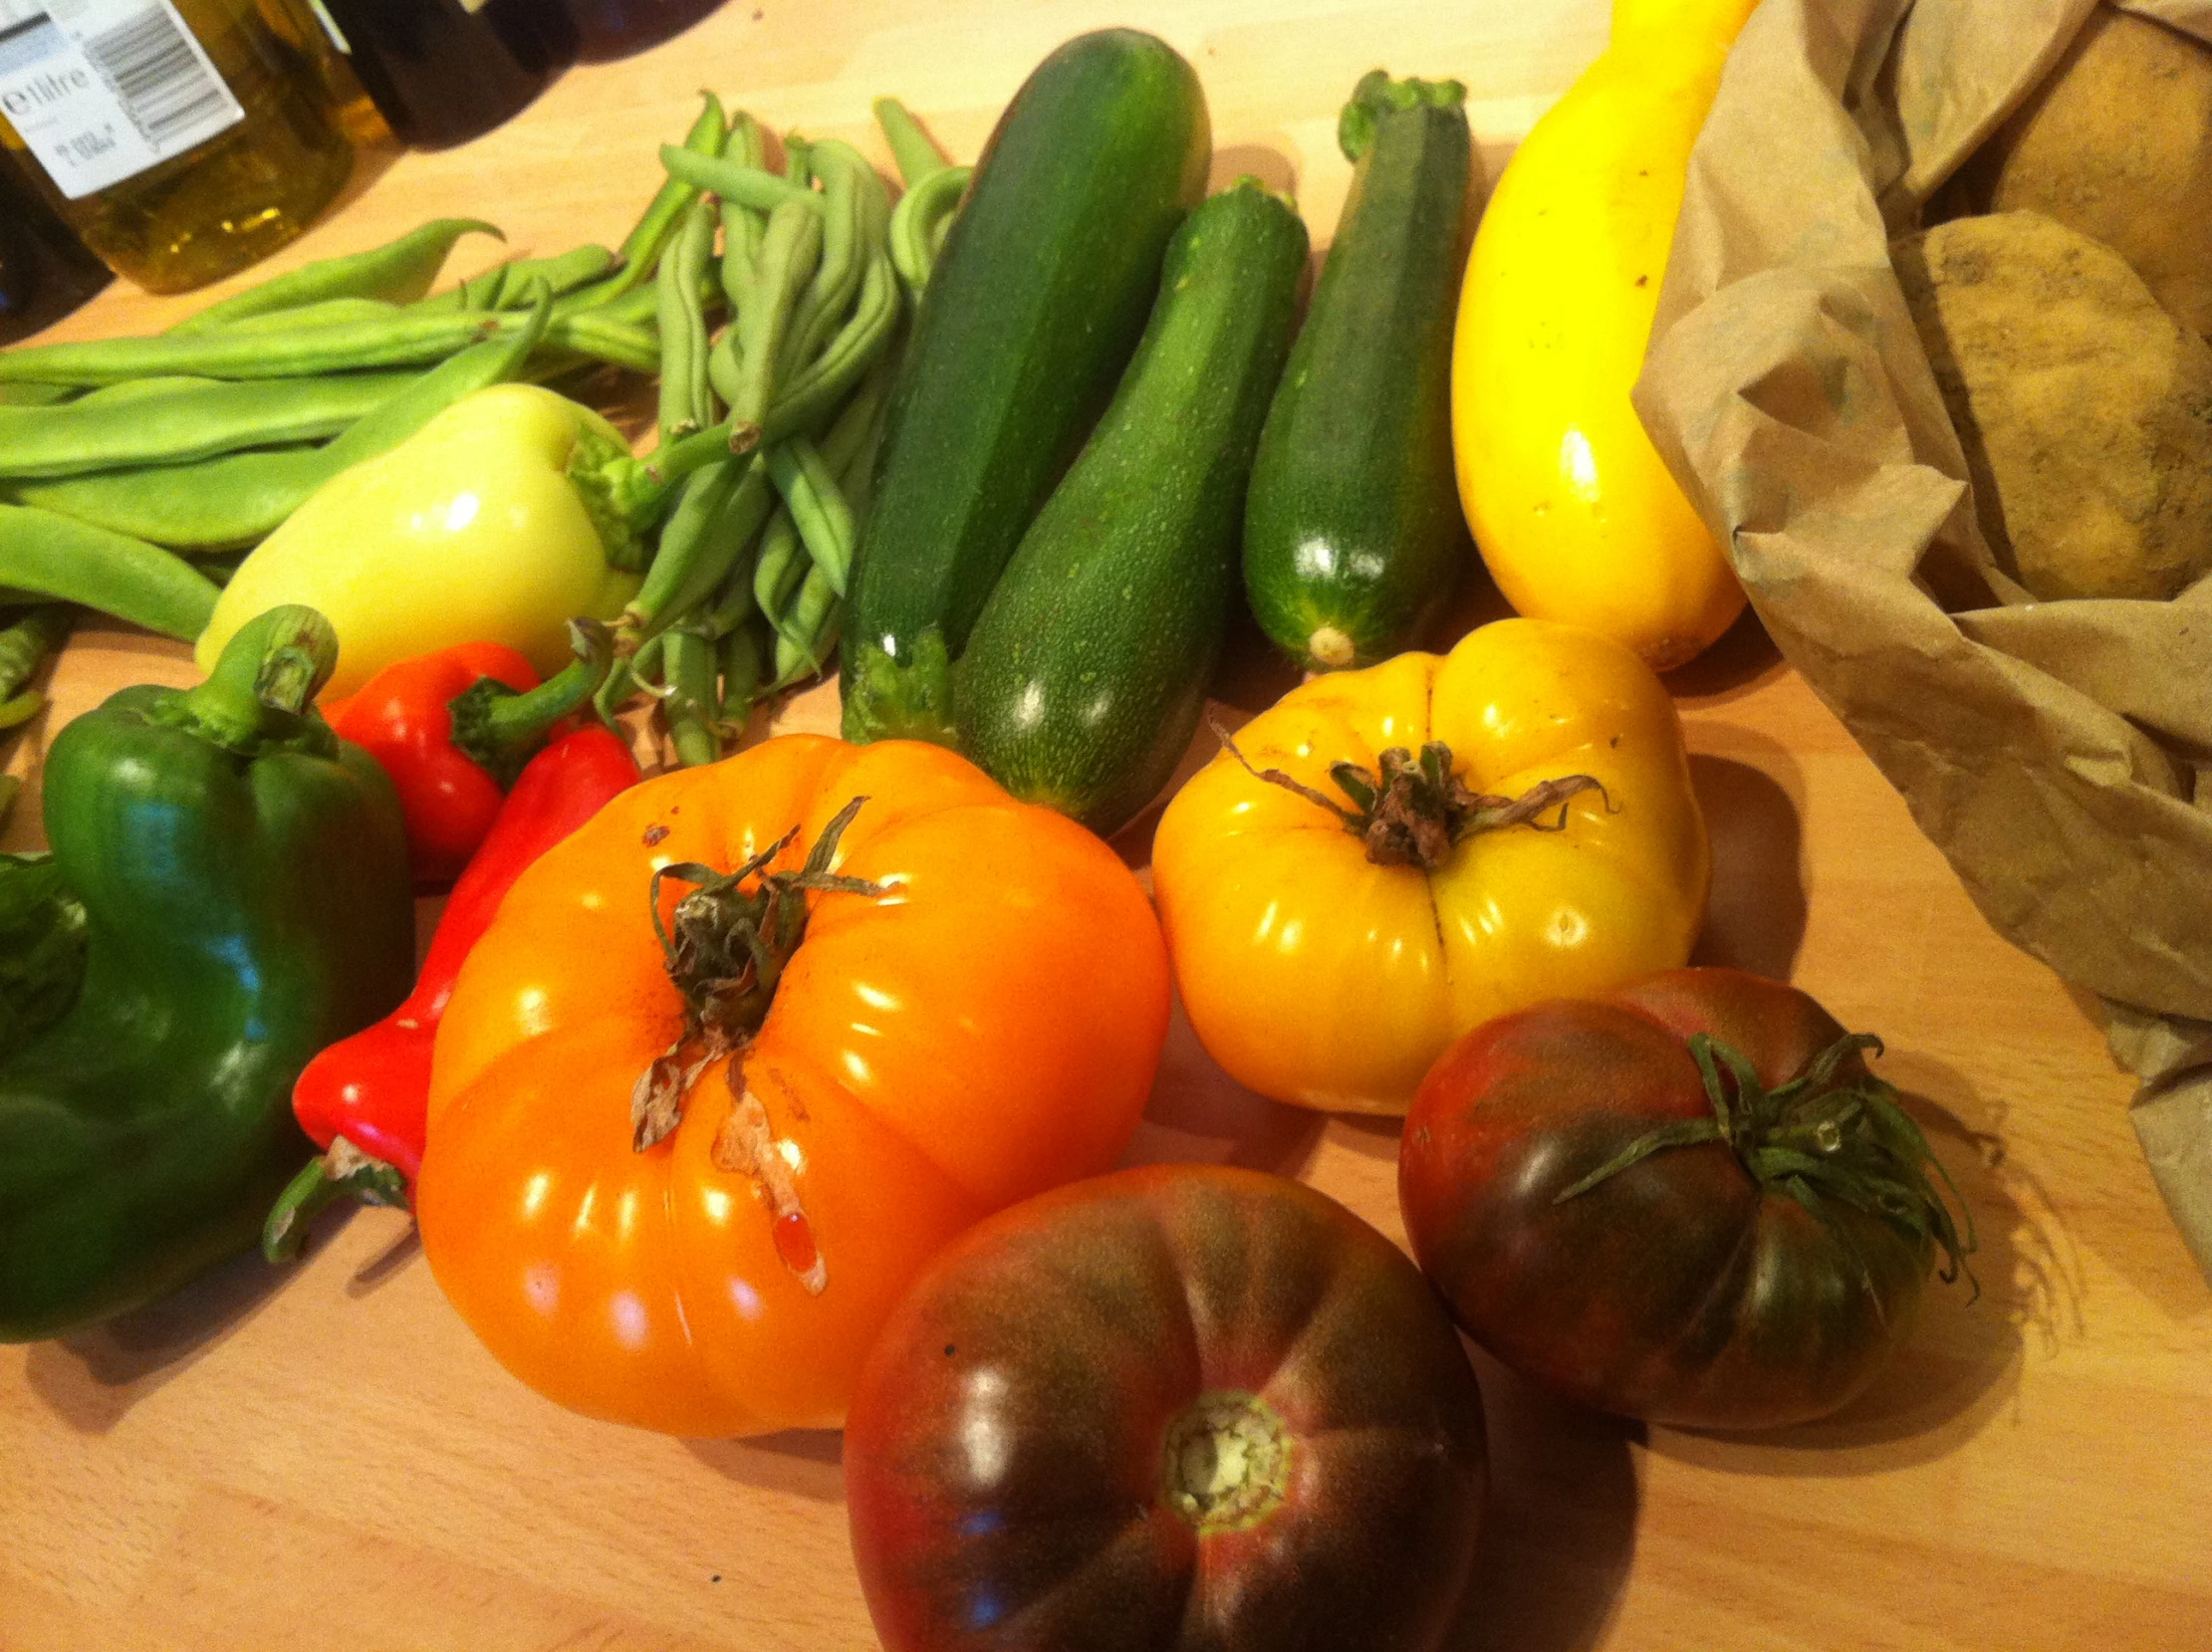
[
  {"left": 719, "top": 618, "right": 769, "bottom": 720},
  {"left": 225, "top": 298, "right": 403, "bottom": 334},
  {"left": 659, "top": 147, "right": 825, "bottom": 216},
  {"left": 729, "top": 201, "right": 823, "bottom": 437},
  {"left": 0, "top": 603, "right": 70, "bottom": 731},
  {"left": 0, "top": 369, "right": 418, "bottom": 481},
  {"left": 763, "top": 372, "right": 887, "bottom": 685},
  {"left": 0, "top": 309, "right": 512, "bottom": 386},
  {"left": 621, "top": 455, "right": 774, "bottom": 645},
  {"left": 10, "top": 296, "right": 552, "bottom": 550},
  {"left": 720, "top": 112, "right": 770, "bottom": 311},
  {"left": 608, "top": 95, "right": 728, "bottom": 301},
  {"left": 706, "top": 332, "right": 743, "bottom": 411},
  {"left": 76, "top": 375, "right": 222, "bottom": 403},
  {"left": 6, "top": 446, "right": 323, "bottom": 551},
  {"left": 758, "top": 250, "right": 901, "bottom": 443},
  {"left": 419, "top": 244, "right": 621, "bottom": 314},
  {"left": 781, "top": 142, "right": 869, "bottom": 379},
  {"left": 871, "top": 98, "right": 953, "bottom": 187},
  {"left": 542, "top": 312, "right": 661, "bottom": 374},
  {"left": 888, "top": 165, "right": 971, "bottom": 296},
  {"left": 172, "top": 219, "right": 503, "bottom": 334},
  {"left": 751, "top": 501, "right": 808, "bottom": 624},
  {"left": 765, "top": 437, "right": 857, "bottom": 596},
  {"left": 656, "top": 199, "right": 719, "bottom": 444},
  {"left": 644, "top": 251, "right": 897, "bottom": 480},
  {"left": 771, "top": 563, "right": 842, "bottom": 688},
  {"left": 0, "top": 506, "right": 221, "bottom": 639},
  {"left": 659, "top": 625, "right": 724, "bottom": 767},
  {"left": 783, "top": 132, "right": 816, "bottom": 190},
  {"left": 595, "top": 284, "right": 663, "bottom": 329},
  {"left": 0, "top": 384, "right": 75, "bottom": 407}
]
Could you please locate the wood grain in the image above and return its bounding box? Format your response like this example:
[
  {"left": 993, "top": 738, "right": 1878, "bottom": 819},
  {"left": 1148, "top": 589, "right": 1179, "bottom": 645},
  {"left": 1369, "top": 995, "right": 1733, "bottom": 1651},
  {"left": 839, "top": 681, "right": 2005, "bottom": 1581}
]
[{"left": 4, "top": 4, "right": 2209, "bottom": 1649}]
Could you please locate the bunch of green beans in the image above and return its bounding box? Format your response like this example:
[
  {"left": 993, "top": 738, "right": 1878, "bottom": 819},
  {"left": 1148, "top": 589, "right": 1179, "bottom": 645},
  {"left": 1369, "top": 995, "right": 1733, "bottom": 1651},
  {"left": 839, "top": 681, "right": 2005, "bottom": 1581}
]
[
  {"left": 606, "top": 97, "right": 966, "bottom": 767},
  {"left": 0, "top": 90, "right": 965, "bottom": 756},
  {"left": 0, "top": 103, "right": 733, "bottom": 637}
]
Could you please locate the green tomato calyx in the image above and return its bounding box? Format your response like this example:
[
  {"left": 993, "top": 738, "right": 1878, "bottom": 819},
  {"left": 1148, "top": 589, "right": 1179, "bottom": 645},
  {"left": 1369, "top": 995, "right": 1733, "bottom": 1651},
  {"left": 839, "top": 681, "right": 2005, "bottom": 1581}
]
[
  {"left": 1213, "top": 721, "right": 1608, "bottom": 871},
  {"left": 1557, "top": 1030, "right": 1979, "bottom": 1298},
  {"left": 629, "top": 796, "right": 886, "bottom": 1152}
]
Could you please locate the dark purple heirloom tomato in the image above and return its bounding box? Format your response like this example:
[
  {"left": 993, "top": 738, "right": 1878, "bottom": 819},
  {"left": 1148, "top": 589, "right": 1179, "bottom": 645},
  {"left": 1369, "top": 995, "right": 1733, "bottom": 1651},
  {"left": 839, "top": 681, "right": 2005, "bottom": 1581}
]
[
  {"left": 1398, "top": 968, "right": 1974, "bottom": 1431},
  {"left": 845, "top": 1164, "right": 1487, "bottom": 1652}
]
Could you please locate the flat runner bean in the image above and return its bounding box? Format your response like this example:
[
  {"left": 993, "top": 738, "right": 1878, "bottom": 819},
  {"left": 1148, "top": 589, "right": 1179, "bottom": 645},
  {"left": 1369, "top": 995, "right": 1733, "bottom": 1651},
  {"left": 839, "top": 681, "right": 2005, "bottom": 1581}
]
[
  {"left": 0, "top": 310, "right": 514, "bottom": 386},
  {"left": 0, "top": 370, "right": 417, "bottom": 481},
  {"left": 172, "top": 220, "right": 502, "bottom": 334},
  {"left": 9, "top": 298, "right": 551, "bottom": 550},
  {"left": 0, "top": 507, "right": 221, "bottom": 639}
]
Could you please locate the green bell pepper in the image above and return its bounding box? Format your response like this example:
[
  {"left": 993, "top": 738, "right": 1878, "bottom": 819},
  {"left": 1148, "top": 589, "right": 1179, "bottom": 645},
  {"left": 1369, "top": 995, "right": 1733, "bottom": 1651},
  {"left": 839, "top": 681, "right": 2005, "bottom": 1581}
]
[
  {"left": 0, "top": 852, "right": 85, "bottom": 1062},
  {"left": 0, "top": 606, "right": 415, "bottom": 1341}
]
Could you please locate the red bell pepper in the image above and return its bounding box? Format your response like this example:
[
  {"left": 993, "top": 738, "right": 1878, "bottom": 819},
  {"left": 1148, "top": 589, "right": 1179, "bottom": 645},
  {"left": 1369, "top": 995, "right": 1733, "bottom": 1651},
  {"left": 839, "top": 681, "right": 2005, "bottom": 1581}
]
[
  {"left": 262, "top": 716, "right": 640, "bottom": 1262},
  {"left": 324, "top": 623, "right": 616, "bottom": 886}
]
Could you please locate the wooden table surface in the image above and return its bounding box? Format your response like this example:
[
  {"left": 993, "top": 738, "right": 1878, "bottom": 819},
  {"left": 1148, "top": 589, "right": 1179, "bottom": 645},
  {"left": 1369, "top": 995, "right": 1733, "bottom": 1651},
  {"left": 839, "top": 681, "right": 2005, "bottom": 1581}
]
[{"left": 5, "top": 3, "right": 2210, "bottom": 1648}]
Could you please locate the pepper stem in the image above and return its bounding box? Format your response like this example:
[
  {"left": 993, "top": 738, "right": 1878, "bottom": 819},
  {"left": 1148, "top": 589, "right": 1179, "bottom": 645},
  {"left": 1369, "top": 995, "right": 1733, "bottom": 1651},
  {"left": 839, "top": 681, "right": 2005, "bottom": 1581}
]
[
  {"left": 261, "top": 1138, "right": 411, "bottom": 1264},
  {"left": 446, "top": 618, "right": 615, "bottom": 789},
  {"left": 629, "top": 796, "right": 886, "bottom": 1149},
  {"left": 1212, "top": 720, "right": 1607, "bottom": 872},
  {"left": 168, "top": 605, "right": 339, "bottom": 752},
  {"left": 1555, "top": 1030, "right": 1978, "bottom": 1298}
]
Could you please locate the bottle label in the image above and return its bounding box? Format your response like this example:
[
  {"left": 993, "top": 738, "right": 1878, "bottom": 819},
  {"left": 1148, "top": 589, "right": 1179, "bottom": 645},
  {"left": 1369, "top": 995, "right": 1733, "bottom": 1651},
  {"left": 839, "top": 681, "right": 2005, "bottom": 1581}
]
[{"left": 0, "top": 0, "right": 246, "bottom": 200}]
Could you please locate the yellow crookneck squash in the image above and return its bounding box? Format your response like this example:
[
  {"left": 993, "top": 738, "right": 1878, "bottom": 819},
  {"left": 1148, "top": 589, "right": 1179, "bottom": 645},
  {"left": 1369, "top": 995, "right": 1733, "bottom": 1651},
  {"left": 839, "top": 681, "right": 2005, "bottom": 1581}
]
[
  {"left": 1452, "top": 0, "right": 1761, "bottom": 672},
  {"left": 1151, "top": 617, "right": 1710, "bottom": 1115}
]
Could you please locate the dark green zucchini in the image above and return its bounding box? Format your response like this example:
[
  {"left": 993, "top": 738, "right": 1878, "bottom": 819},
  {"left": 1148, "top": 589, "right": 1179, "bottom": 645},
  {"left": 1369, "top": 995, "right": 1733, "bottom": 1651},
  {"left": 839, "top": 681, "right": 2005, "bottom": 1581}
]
[
  {"left": 1244, "top": 70, "right": 1473, "bottom": 670},
  {"left": 956, "top": 178, "right": 1310, "bottom": 835},
  {"left": 840, "top": 29, "right": 1210, "bottom": 745}
]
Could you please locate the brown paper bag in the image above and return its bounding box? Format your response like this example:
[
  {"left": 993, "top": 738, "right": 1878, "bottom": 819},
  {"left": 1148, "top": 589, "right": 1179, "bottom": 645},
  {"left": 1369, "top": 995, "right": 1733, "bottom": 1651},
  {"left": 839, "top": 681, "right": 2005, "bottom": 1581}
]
[{"left": 1634, "top": 0, "right": 2212, "bottom": 1279}]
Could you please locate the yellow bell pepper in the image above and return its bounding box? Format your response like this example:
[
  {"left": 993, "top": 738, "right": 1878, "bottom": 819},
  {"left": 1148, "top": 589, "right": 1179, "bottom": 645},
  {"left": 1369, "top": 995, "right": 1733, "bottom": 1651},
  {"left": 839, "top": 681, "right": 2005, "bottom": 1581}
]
[
  {"left": 1452, "top": 0, "right": 1760, "bottom": 672},
  {"left": 197, "top": 385, "right": 645, "bottom": 698},
  {"left": 1151, "top": 617, "right": 1709, "bottom": 1115}
]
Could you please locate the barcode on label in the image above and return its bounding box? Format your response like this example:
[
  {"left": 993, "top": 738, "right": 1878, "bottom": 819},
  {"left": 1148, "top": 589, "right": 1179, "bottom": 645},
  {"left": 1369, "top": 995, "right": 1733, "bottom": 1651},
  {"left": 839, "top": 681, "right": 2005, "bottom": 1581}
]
[
  {"left": 0, "top": 0, "right": 249, "bottom": 196},
  {"left": 79, "top": 4, "right": 223, "bottom": 147}
]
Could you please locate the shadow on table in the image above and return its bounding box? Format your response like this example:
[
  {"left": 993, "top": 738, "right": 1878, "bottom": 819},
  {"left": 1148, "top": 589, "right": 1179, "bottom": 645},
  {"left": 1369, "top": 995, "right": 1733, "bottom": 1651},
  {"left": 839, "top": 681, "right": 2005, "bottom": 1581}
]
[
  {"left": 1665, "top": 603, "right": 1787, "bottom": 704},
  {"left": 1645, "top": 1052, "right": 2064, "bottom": 1479},
  {"left": 686, "top": 1427, "right": 846, "bottom": 1504},
  {"left": 1446, "top": 1350, "right": 1642, "bottom": 1652},
  {"left": 24, "top": 1243, "right": 295, "bottom": 1435},
  {"left": 1118, "top": 992, "right": 1328, "bottom": 1180},
  {"left": 1687, "top": 745, "right": 1808, "bottom": 982}
]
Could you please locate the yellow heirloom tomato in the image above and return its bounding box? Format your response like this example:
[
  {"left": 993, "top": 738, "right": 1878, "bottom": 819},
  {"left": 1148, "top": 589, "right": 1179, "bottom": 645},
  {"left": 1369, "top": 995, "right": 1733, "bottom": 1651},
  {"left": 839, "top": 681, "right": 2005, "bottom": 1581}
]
[
  {"left": 1152, "top": 618, "right": 1709, "bottom": 1114},
  {"left": 1451, "top": 0, "right": 1761, "bottom": 671}
]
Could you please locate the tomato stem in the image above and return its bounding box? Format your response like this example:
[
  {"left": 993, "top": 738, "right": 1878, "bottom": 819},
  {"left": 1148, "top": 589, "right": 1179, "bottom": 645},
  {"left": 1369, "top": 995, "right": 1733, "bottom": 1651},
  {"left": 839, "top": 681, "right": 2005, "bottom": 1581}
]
[
  {"left": 1210, "top": 719, "right": 1606, "bottom": 870},
  {"left": 1555, "top": 1030, "right": 1979, "bottom": 1298},
  {"left": 629, "top": 795, "right": 884, "bottom": 1150}
]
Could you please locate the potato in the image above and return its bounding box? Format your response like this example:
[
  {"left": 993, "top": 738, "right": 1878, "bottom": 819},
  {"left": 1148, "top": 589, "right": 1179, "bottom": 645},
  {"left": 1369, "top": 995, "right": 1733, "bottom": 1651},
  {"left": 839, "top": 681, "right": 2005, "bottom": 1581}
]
[
  {"left": 1893, "top": 210, "right": 2212, "bottom": 602},
  {"left": 1950, "top": 6, "right": 2212, "bottom": 337}
]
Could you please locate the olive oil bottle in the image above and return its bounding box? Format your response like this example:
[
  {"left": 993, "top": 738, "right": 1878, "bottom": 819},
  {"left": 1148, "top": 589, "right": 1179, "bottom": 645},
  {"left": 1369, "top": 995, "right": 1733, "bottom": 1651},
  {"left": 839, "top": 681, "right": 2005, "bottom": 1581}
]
[
  {"left": 307, "top": 0, "right": 577, "bottom": 151},
  {"left": 0, "top": 0, "right": 354, "bottom": 294}
]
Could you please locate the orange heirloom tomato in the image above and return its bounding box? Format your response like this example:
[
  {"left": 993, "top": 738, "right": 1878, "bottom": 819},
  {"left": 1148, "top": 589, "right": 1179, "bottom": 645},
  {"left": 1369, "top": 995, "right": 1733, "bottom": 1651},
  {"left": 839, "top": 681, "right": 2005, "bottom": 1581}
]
[
  {"left": 1152, "top": 617, "right": 1709, "bottom": 1115},
  {"left": 416, "top": 735, "right": 1172, "bottom": 1436}
]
